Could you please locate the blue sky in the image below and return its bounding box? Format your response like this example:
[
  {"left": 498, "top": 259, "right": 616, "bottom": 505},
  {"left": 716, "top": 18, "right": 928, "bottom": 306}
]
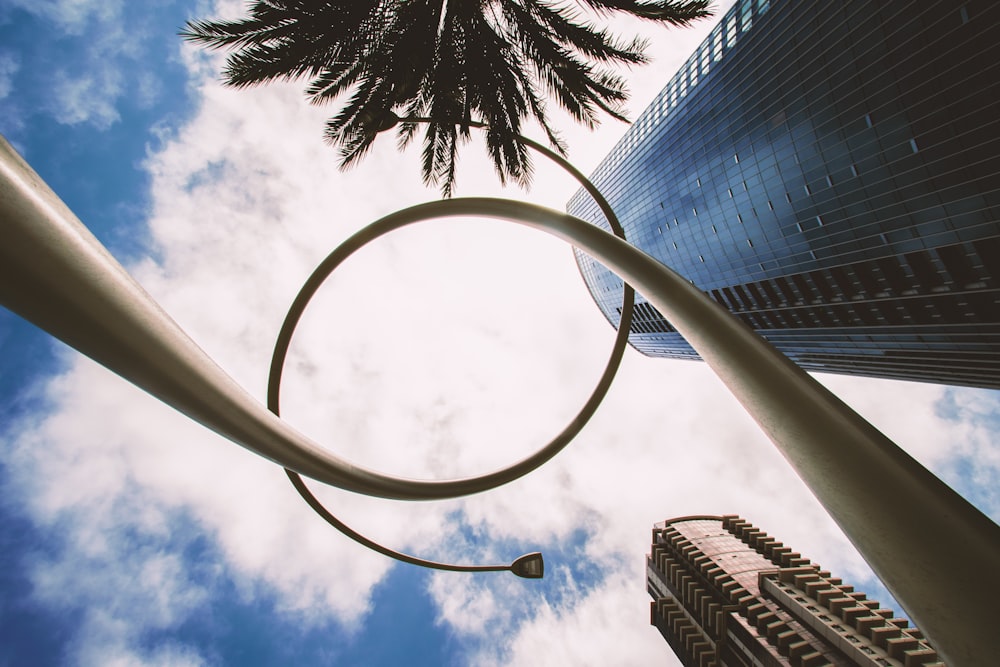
[
  {"left": 0, "top": 2, "right": 461, "bottom": 664},
  {"left": 1, "top": 1, "right": 998, "bottom": 666}
]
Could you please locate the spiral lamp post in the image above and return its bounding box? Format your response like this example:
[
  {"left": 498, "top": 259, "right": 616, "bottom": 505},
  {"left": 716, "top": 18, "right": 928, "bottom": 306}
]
[
  {"left": 1, "top": 133, "right": 998, "bottom": 664},
  {"left": 266, "top": 120, "right": 634, "bottom": 581}
]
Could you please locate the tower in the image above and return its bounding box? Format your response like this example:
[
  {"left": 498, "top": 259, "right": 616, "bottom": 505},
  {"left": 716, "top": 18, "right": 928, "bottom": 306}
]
[
  {"left": 569, "top": 0, "right": 1000, "bottom": 388},
  {"left": 647, "top": 516, "right": 942, "bottom": 666}
]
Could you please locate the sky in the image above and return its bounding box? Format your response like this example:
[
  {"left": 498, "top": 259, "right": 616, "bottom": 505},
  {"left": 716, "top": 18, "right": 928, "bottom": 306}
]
[{"left": 1, "top": 1, "right": 998, "bottom": 665}]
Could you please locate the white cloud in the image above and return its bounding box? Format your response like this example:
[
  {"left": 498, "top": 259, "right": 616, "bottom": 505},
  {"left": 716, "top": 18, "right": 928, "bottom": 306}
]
[
  {"left": 49, "top": 68, "right": 123, "bottom": 128},
  {"left": 8, "top": 0, "right": 163, "bottom": 129},
  {"left": 0, "top": 53, "right": 19, "bottom": 100},
  {"left": 6, "top": 0, "right": 999, "bottom": 664},
  {"left": 486, "top": 570, "right": 670, "bottom": 666},
  {"left": 135, "top": 71, "right": 163, "bottom": 110},
  {"left": 6, "top": 0, "right": 124, "bottom": 34},
  {"left": 21, "top": 489, "right": 211, "bottom": 667},
  {"left": 77, "top": 639, "right": 206, "bottom": 667}
]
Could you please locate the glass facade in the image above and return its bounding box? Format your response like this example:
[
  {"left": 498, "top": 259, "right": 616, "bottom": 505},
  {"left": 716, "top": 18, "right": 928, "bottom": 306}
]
[{"left": 570, "top": 0, "right": 1000, "bottom": 388}]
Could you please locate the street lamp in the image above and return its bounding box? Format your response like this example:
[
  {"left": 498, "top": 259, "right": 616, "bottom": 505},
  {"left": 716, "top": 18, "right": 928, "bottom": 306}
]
[
  {"left": 286, "top": 470, "right": 543, "bottom": 578},
  {"left": 1, "top": 133, "right": 998, "bottom": 664},
  {"left": 264, "top": 121, "right": 631, "bottom": 580}
]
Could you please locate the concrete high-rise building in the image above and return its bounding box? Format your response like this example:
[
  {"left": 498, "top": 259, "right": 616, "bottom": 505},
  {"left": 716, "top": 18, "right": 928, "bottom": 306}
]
[
  {"left": 568, "top": 0, "right": 1000, "bottom": 389},
  {"left": 647, "top": 515, "right": 943, "bottom": 666}
]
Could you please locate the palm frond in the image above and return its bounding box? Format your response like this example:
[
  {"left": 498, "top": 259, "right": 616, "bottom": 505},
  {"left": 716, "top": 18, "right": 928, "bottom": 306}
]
[
  {"left": 184, "top": 0, "right": 713, "bottom": 195},
  {"left": 580, "top": 0, "right": 712, "bottom": 24}
]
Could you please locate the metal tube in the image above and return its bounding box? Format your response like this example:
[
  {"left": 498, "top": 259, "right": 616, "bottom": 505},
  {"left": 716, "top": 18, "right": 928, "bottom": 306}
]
[
  {"left": 0, "top": 135, "right": 630, "bottom": 500},
  {"left": 444, "top": 197, "right": 1000, "bottom": 666},
  {"left": 0, "top": 136, "right": 416, "bottom": 497},
  {"left": 268, "top": 121, "right": 617, "bottom": 579},
  {"left": 2, "top": 137, "right": 996, "bottom": 661},
  {"left": 285, "top": 471, "right": 542, "bottom": 577}
]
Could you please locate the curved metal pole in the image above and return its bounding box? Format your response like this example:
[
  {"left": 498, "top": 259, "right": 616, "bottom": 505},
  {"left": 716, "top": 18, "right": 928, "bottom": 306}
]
[
  {"left": 273, "top": 121, "right": 625, "bottom": 579},
  {"left": 285, "top": 471, "right": 542, "bottom": 578},
  {"left": 402, "top": 117, "right": 622, "bottom": 240},
  {"left": 2, "top": 137, "right": 998, "bottom": 661},
  {"left": 0, "top": 136, "right": 610, "bottom": 500},
  {"left": 414, "top": 198, "right": 997, "bottom": 666}
]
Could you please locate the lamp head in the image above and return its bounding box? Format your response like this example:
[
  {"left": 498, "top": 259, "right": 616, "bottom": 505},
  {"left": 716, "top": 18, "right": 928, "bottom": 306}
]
[{"left": 510, "top": 552, "right": 544, "bottom": 579}]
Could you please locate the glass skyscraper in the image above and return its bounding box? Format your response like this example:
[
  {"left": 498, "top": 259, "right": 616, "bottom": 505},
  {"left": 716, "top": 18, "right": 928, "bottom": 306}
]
[{"left": 569, "top": 0, "right": 1000, "bottom": 388}]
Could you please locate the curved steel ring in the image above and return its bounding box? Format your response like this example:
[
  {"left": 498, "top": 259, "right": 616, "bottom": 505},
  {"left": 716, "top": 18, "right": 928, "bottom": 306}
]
[{"left": 269, "top": 132, "right": 634, "bottom": 505}]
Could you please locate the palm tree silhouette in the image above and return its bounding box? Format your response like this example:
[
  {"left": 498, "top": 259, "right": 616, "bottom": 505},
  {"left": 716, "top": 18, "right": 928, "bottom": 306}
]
[{"left": 183, "top": 0, "right": 710, "bottom": 196}]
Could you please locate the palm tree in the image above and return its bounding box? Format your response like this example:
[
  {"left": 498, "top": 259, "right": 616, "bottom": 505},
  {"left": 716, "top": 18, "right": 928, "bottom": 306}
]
[{"left": 183, "top": 0, "right": 710, "bottom": 196}]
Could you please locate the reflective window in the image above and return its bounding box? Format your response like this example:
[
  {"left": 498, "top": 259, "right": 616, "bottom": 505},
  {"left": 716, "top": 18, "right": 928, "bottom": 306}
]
[{"left": 567, "top": 0, "right": 1000, "bottom": 388}]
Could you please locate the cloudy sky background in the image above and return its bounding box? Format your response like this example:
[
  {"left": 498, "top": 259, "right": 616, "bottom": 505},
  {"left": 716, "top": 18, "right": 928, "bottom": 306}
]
[{"left": 1, "top": 1, "right": 998, "bottom": 665}]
